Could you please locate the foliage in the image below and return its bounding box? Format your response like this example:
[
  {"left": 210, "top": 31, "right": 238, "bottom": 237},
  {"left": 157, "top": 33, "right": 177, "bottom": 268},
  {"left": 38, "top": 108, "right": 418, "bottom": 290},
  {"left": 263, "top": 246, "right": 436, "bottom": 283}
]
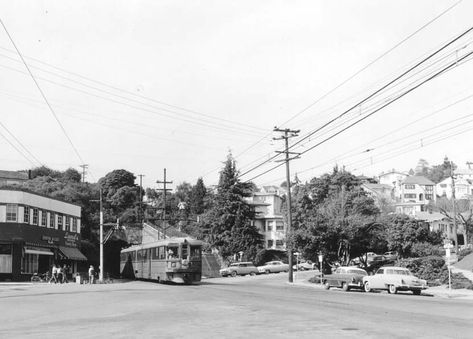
[
  {"left": 291, "top": 168, "right": 382, "bottom": 265},
  {"left": 385, "top": 214, "right": 443, "bottom": 258},
  {"left": 410, "top": 242, "right": 444, "bottom": 257},
  {"left": 200, "top": 153, "right": 263, "bottom": 262},
  {"left": 254, "top": 249, "right": 288, "bottom": 266}
]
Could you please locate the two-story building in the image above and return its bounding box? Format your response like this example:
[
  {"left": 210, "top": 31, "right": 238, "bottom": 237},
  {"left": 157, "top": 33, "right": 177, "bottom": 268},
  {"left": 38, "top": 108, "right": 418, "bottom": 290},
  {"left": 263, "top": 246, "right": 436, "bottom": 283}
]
[
  {"left": 395, "top": 176, "right": 436, "bottom": 216},
  {"left": 0, "top": 170, "right": 30, "bottom": 186},
  {"left": 248, "top": 186, "right": 286, "bottom": 251},
  {"left": 436, "top": 177, "right": 473, "bottom": 199},
  {"left": 0, "top": 188, "right": 87, "bottom": 281},
  {"left": 378, "top": 169, "right": 408, "bottom": 201}
]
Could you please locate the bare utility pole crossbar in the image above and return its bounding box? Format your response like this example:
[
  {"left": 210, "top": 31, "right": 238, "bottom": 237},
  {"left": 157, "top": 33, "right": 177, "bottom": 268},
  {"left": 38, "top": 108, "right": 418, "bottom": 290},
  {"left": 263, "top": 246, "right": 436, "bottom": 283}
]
[
  {"left": 273, "top": 127, "right": 300, "bottom": 283},
  {"left": 156, "top": 168, "right": 173, "bottom": 238}
]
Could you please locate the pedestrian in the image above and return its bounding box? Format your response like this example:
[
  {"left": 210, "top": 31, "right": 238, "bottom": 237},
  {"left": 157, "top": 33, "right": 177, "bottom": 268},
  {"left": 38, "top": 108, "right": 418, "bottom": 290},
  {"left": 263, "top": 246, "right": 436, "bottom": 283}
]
[
  {"left": 57, "top": 265, "right": 63, "bottom": 284},
  {"left": 88, "top": 265, "right": 95, "bottom": 284},
  {"left": 62, "top": 265, "right": 69, "bottom": 283},
  {"left": 49, "top": 264, "right": 58, "bottom": 284}
]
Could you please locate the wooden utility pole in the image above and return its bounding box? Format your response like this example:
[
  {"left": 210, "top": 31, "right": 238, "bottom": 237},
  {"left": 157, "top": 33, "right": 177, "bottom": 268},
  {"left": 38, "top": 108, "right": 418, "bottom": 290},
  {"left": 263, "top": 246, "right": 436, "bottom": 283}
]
[
  {"left": 451, "top": 162, "right": 459, "bottom": 253},
  {"left": 137, "top": 174, "right": 145, "bottom": 224},
  {"left": 156, "top": 168, "right": 173, "bottom": 238},
  {"left": 274, "top": 127, "right": 300, "bottom": 283},
  {"left": 79, "top": 164, "right": 88, "bottom": 183}
]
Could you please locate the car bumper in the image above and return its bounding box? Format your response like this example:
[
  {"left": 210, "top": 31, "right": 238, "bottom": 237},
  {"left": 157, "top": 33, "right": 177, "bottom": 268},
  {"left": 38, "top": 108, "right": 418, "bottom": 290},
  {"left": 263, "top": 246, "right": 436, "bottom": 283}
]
[{"left": 398, "top": 284, "right": 428, "bottom": 291}]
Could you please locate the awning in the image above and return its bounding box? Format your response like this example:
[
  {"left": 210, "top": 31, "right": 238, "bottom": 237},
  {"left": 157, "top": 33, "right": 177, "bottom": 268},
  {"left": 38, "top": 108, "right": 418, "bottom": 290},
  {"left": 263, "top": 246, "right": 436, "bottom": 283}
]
[
  {"left": 58, "top": 246, "right": 88, "bottom": 261},
  {"left": 25, "top": 247, "right": 53, "bottom": 256}
]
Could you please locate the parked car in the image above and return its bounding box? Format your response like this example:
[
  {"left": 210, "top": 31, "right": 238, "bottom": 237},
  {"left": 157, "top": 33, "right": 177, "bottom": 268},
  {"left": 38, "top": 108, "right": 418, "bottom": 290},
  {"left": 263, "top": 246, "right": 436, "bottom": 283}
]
[
  {"left": 293, "top": 260, "right": 316, "bottom": 271},
  {"left": 363, "top": 266, "right": 428, "bottom": 295},
  {"left": 219, "top": 262, "right": 259, "bottom": 277},
  {"left": 258, "top": 261, "right": 289, "bottom": 274},
  {"left": 322, "top": 267, "right": 368, "bottom": 291}
]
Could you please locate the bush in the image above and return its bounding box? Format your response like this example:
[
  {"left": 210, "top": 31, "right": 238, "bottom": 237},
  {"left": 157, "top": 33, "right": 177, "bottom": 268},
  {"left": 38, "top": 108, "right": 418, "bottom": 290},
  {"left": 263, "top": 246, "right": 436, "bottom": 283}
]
[{"left": 410, "top": 242, "right": 443, "bottom": 257}]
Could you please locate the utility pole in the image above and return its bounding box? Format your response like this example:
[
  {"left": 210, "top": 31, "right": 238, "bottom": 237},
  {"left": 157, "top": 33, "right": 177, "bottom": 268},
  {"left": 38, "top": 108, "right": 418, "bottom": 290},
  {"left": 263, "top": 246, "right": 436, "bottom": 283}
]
[
  {"left": 79, "top": 164, "right": 88, "bottom": 183},
  {"left": 137, "top": 174, "right": 145, "bottom": 224},
  {"left": 451, "top": 162, "right": 459, "bottom": 253},
  {"left": 156, "top": 168, "right": 173, "bottom": 239},
  {"left": 90, "top": 189, "right": 103, "bottom": 282},
  {"left": 274, "top": 127, "right": 300, "bottom": 283}
]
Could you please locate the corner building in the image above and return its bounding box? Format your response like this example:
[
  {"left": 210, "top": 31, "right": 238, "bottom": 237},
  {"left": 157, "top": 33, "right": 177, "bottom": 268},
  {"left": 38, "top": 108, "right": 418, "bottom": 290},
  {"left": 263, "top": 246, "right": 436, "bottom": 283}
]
[{"left": 0, "top": 188, "right": 87, "bottom": 281}]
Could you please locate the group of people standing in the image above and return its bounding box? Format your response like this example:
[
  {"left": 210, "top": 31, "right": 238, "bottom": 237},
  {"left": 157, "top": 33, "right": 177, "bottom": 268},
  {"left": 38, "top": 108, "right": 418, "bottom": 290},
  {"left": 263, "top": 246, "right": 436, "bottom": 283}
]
[{"left": 49, "top": 264, "right": 70, "bottom": 284}]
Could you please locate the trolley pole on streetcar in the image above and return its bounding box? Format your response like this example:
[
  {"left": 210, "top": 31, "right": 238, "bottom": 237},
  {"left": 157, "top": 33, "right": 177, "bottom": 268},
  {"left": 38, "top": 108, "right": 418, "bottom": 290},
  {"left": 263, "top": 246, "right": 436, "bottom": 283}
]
[{"left": 274, "top": 127, "right": 300, "bottom": 283}]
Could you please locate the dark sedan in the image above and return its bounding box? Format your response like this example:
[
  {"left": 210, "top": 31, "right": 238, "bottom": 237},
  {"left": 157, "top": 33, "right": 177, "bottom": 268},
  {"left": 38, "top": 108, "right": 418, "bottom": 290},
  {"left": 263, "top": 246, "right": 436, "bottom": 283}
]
[{"left": 323, "top": 267, "right": 368, "bottom": 291}]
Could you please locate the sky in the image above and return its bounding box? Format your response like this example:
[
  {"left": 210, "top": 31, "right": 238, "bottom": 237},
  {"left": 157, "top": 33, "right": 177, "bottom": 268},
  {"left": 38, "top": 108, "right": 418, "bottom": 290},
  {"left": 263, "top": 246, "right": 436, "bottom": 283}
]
[{"left": 1, "top": 0, "right": 473, "bottom": 190}]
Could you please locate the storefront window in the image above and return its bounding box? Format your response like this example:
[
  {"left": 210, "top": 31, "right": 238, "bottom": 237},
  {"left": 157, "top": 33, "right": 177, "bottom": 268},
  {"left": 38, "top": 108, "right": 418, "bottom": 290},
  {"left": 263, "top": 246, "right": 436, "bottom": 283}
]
[
  {"left": 72, "top": 218, "right": 77, "bottom": 232},
  {"left": 0, "top": 244, "right": 12, "bottom": 273},
  {"left": 57, "top": 214, "right": 63, "bottom": 230},
  {"left": 21, "top": 254, "right": 39, "bottom": 274},
  {"left": 6, "top": 204, "right": 18, "bottom": 222}
]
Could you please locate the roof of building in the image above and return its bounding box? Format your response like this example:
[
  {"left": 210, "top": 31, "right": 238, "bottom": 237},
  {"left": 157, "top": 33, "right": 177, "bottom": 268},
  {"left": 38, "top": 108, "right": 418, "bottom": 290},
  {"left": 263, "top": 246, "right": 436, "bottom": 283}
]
[
  {"left": 363, "top": 183, "right": 393, "bottom": 190},
  {"left": 414, "top": 211, "right": 449, "bottom": 222},
  {"left": 403, "top": 175, "right": 435, "bottom": 185},
  {"left": 0, "top": 187, "right": 82, "bottom": 207},
  {"left": 0, "top": 170, "right": 29, "bottom": 180},
  {"left": 378, "top": 170, "right": 408, "bottom": 177}
]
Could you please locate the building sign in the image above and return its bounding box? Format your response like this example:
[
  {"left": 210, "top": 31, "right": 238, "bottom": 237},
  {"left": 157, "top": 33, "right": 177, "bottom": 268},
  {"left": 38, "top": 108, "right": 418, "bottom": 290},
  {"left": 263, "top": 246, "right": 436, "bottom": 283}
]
[
  {"left": 64, "top": 232, "right": 79, "bottom": 247},
  {"left": 41, "top": 235, "right": 59, "bottom": 244}
]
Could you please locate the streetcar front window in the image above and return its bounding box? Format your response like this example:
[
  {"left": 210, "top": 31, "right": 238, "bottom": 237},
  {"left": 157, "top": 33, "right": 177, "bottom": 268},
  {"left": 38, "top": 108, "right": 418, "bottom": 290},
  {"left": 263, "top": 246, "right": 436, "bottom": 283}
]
[
  {"left": 190, "top": 247, "right": 201, "bottom": 259},
  {"left": 167, "top": 247, "right": 178, "bottom": 259},
  {"left": 181, "top": 246, "right": 189, "bottom": 260}
]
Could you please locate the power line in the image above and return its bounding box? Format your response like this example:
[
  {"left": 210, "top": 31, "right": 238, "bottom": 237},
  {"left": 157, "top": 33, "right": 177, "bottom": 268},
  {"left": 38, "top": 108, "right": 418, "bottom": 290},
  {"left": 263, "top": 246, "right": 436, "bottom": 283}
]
[
  {"left": 238, "top": 26, "right": 473, "bottom": 181},
  {"left": 0, "top": 129, "right": 37, "bottom": 166},
  {"left": 0, "top": 17, "right": 86, "bottom": 165},
  {"left": 0, "top": 121, "right": 43, "bottom": 166}
]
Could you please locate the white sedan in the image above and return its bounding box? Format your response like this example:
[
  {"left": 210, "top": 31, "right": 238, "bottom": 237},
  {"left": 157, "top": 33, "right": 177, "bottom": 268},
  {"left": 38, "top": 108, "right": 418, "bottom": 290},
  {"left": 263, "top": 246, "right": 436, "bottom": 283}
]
[
  {"left": 257, "top": 261, "right": 289, "bottom": 274},
  {"left": 363, "top": 266, "right": 428, "bottom": 295}
]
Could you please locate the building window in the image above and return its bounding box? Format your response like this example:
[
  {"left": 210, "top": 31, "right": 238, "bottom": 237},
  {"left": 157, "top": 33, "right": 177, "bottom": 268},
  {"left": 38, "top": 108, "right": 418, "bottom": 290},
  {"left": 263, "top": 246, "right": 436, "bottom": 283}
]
[
  {"left": 267, "top": 240, "right": 273, "bottom": 248},
  {"left": 23, "top": 206, "right": 30, "bottom": 224},
  {"left": 275, "top": 221, "right": 284, "bottom": 231},
  {"left": 32, "top": 208, "right": 39, "bottom": 225},
  {"left": 6, "top": 204, "right": 18, "bottom": 222},
  {"left": 275, "top": 240, "right": 284, "bottom": 247},
  {"left": 57, "top": 214, "right": 63, "bottom": 230},
  {"left": 405, "top": 184, "right": 415, "bottom": 189},
  {"left": 40, "top": 211, "right": 47, "bottom": 227},
  {"left": 425, "top": 185, "right": 433, "bottom": 193},
  {"left": 266, "top": 221, "right": 273, "bottom": 231},
  {"left": 65, "top": 217, "right": 71, "bottom": 231},
  {"left": 21, "top": 254, "right": 39, "bottom": 274},
  {"left": 72, "top": 218, "right": 77, "bottom": 232},
  {"left": 440, "top": 184, "right": 447, "bottom": 188},
  {"left": 404, "top": 194, "right": 416, "bottom": 199},
  {"left": 49, "top": 212, "right": 55, "bottom": 228},
  {"left": 425, "top": 194, "right": 433, "bottom": 200}
]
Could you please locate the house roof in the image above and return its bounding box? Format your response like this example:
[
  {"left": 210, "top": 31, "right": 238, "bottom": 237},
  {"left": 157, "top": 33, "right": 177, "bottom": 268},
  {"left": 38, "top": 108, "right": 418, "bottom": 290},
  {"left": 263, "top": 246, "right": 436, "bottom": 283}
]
[
  {"left": 403, "top": 176, "right": 434, "bottom": 185},
  {"left": 0, "top": 170, "right": 29, "bottom": 180},
  {"left": 414, "top": 211, "right": 449, "bottom": 222},
  {"left": 363, "top": 183, "right": 393, "bottom": 190}
]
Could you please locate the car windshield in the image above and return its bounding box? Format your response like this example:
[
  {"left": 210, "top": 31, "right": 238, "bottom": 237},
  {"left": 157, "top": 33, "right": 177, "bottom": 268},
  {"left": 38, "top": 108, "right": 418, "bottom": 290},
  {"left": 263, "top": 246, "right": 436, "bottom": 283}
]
[
  {"left": 348, "top": 269, "right": 367, "bottom": 275},
  {"left": 230, "top": 264, "right": 239, "bottom": 267},
  {"left": 394, "top": 269, "right": 411, "bottom": 275}
]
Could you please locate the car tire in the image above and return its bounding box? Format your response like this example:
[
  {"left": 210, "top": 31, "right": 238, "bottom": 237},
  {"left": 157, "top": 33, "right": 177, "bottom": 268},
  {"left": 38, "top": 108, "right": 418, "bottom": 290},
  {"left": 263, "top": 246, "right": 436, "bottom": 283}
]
[
  {"left": 250, "top": 272, "right": 256, "bottom": 276},
  {"left": 342, "top": 282, "right": 349, "bottom": 292},
  {"left": 231, "top": 271, "right": 237, "bottom": 277},
  {"left": 324, "top": 282, "right": 330, "bottom": 290},
  {"left": 364, "top": 282, "right": 371, "bottom": 293},
  {"left": 388, "top": 285, "right": 397, "bottom": 294},
  {"left": 265, "top": 269, "right": 270, "bottom": 274},
  {"left": 412, "top": 289, "right": 421, "bottom": 295}
]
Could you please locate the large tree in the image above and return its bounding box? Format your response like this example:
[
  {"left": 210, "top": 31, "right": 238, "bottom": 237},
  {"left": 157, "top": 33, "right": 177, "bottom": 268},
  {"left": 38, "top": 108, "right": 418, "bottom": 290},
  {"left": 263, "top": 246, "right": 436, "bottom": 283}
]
[{"left": 201, "top": 154, "right": 262, "bottom": 261}]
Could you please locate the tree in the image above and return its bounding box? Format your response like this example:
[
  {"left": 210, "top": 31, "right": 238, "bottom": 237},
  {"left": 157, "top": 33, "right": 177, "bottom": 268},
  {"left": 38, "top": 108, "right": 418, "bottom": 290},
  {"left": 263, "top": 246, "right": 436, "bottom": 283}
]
[
  {"left": 202, "top": 153, "right": 262, "bottom": 261},
  {"left": 427, "top": 156, "right": 455, "bottom": 184},
  {"left": 98, "top": 169, "right": 136, "bottom": 200},
  {"left": 414, "top": 159, "right": 430, "bottom": 177},
  {"left": 190, "top": 177, "right": 207, "bottom": 215}
]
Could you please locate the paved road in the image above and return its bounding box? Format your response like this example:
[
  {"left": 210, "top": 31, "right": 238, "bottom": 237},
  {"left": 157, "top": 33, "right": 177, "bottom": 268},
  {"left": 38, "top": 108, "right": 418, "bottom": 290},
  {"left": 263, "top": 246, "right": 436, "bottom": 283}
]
[{"left": 1, "top": 272, "right": 472, "bottom": 338}]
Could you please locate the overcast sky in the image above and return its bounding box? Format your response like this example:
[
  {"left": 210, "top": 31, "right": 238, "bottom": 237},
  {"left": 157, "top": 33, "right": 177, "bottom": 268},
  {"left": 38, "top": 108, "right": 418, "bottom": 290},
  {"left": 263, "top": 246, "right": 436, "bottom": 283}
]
[{"left": 1, "top": 0, "right": 473, "bottom": 189}]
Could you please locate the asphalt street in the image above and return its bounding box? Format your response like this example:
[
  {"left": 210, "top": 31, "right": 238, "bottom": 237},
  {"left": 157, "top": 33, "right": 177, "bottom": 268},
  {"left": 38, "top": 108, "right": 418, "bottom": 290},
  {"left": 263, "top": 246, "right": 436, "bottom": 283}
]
[{"left": 0, "top": 272, "right": 472, "bottom": 339}]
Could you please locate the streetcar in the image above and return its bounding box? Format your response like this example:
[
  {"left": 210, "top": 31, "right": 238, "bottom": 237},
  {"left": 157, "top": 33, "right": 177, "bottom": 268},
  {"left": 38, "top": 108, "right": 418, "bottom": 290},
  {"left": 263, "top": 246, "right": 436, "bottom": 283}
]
[{"left": 120, "top": 237, "right": 203, "bottom": 284}]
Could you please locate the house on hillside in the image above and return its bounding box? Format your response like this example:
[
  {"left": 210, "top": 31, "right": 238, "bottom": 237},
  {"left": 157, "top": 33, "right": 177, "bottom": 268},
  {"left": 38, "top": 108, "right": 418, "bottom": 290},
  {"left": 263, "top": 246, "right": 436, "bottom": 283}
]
[
  {"left": 378, "top": 169, "right": 408, "bottom": 200},
  {"left": 436, "top": 176, "right": 473, "bottom": 199},
  {"left": 0, "top": 170, "right": 30, "bottom": 186},
  {"left": 414, "top": 211, "right": 466, "bottom": 246},
  {"left": 361, "top": 182, "right": 394, "bottom": 207},
  {"left": 248, "top": 186, "right": 286, "bottom": 251},
  {"left": 395, "top": 176, "right": 436, "bottom": 216}
]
